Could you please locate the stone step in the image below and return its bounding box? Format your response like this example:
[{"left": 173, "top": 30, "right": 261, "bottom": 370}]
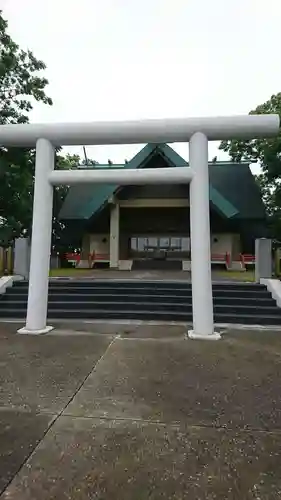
[
  {"left": 6, "top": 289, "right": 272, "bottom": 301},
  {"left": 1, "top": 279, "right": 279, "bottom": 326},
  {"left": 1, "top": 293, "right": 276, "bottom": 306},
  {"left": 1, "top": 300, "right": 281, "bottom": 316},
  {"left": 1, "top": 307, "right": 281, "bottom": 325},
  {"left": 13, "top": 280, "right": 267, "bottom": 292}
]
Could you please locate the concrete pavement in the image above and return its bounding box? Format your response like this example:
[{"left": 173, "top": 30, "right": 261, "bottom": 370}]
[{"left": 0, "top": 322, "right": 281, "bottom": 499}]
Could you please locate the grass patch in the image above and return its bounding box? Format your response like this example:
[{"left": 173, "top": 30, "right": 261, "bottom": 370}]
[
  {"left": 49, "top": 267, "right": 256, "bottom": 282},
  {"left": 216, "top": 270, "right": 255, "bottom": 281}
]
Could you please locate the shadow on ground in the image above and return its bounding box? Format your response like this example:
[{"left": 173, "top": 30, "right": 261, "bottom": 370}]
[{"left": 0, "top": 321, "right": 281, "bottom": 499}]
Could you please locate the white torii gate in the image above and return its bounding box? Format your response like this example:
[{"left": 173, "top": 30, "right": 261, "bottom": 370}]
[{"left": 0, "top": 114, "right": 279, "bottom": 339}]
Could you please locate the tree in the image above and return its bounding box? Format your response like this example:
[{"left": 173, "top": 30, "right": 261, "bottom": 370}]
[
  {"left": 0, "top": 150, "right": 84, "bottom": 249},
  {"left": 219, "top": 92, "right": 281, "bottom": 241},
  {"left": 0, "top": 10, "right": 52, "bottom": 245},
  {"left": 0, "top": 12, "right": 98, "bottom": 250},
  {"left": 0, "top": 12, "right": 52, "bottom": 124},
  {"left": 0, "top": 148, "right": 98, "bottom": 250},
  {"left": 52, "top": 154, "right": 101, "bottom": 252},
  {"left": 52, "top": 153, "right": 80, "bottom": 252}
]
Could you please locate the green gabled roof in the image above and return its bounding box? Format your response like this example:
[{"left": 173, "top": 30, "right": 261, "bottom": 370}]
[
  {"left": 59, "top": 144, "right": 265, "bottom": 221},
  {"left": 156, "top": 144, "right": 239, "bottom": 218},
  {"left": 60, "top": 145, "right": 162, "bottom": 220},
  {"left": 208, "top": 162, "right": 266, "bottom": 219}
]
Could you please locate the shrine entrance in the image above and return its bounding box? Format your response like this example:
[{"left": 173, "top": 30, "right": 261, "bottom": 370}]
[{"left": 0, "top": 114, "right": 278, "bottom": 339}]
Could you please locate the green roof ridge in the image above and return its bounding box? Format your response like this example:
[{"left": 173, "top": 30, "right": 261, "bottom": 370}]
[{"left": 60, "top": 143, "right": 244, "bottom": 220}]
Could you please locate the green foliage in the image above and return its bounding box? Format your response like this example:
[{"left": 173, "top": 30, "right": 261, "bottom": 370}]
[
  {"left": 52, "top": 154, "right": 81, "bottom": 251},
  {"left": 0, "top": 148, "right": 34, "bottom": 245},
  {"left": 220, "top": 93, "right": 281, "bottom": 179},
  {"left": 0, "top": 10, "right": 53, "bottom": 246},
  {"left": 80, "top": 158, "right": 99, "bottom": 166},
  {"left": 0, "top": 12, "right": 99, "bottom": 250},
  {"left": 0, "top": 11, "right": 52, "bottom": 124},
  {"left": 220, "top": 93, "right": 281, "bottom": 241}
]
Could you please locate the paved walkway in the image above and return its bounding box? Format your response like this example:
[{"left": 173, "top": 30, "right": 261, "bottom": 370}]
[{"left": 0, "top": 321, "right": 280, "bottom": 499}]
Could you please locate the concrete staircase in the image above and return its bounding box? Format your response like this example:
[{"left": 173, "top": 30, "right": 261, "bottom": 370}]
[{"left": 1, "top": 280, "right": 281, "bottom": 325}]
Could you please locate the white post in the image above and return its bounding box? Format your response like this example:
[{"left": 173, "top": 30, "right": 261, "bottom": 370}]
[
  {"left": 14, "top": 237, "right": 30, "bottom": 279},
  {"left": 110, "top": 203, "right": 120, "bottom": 268},
  {"left": 255, "top": 238, "right": 272, "bottom": 282},
  {"left": 188, "top": 132, "right": 220, "bottom": 340},
  {"left": 18, "top": 139, "right": 54, "bottom": 334}
]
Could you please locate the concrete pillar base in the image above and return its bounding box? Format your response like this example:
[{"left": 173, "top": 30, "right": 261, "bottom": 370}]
[
  {"left": 188, "top": 330, "right": 221, "bottom": 340},
  {"left": 17, "top": 325, "right": 54, "bottom": 335}
]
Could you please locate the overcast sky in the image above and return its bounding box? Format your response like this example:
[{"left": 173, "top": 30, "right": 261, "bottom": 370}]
[{"left": 1, "top": 0, "right": 281, "bottom": 170}]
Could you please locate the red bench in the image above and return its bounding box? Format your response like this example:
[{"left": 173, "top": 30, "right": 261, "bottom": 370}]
[
  {"left": 211, "top": 253, "right": 230, "bottom": 269},
  {"left": 240, "top": 253, "right": 255, "bottom": 267},
  {"left": 92, "top": 252, "right": 110, "bottom": 262},
  {"left": 66, "top": 253, "right": 95, "bottom": 267},
  {"left": 66, "top": 253, "right": 81, "bottom": 264}
]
